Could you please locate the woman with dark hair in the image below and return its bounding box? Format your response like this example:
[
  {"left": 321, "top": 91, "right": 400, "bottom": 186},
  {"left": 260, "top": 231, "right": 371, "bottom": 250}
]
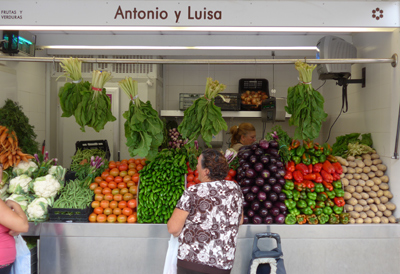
[
  {"left": 229, "top": 123, "right": 256, "bottom": 152},
  {"left": 168, "top": 149, "right": 244, "bottom": 274}
]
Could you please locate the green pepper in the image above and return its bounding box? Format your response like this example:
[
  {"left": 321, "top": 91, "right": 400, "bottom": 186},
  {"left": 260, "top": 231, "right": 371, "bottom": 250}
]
[
  {"left": 326, "top": 191, "right": 336, "bottom": 200},
  {"left": 299, "top": 191, "right": 307, "bottom": 200},
  {"left": 311, "top": 156, "right": 319, "bottom": 165},
  {"left": 333, "top": 205, "right": 344, "bottom": 214},
  {"left": 284, "top": 180, "right": 294, "bottom": 190},
  {"left": 332, "top": 181, "right": 342, "bottom": 189},
  {"left": 296, "top": 200, "right": 307, "bottom": 209},
  {"left": 296, "top": 214, "right": 307, "bottom": 224},
  {"left": 292, "top": 156, "right": 301, "bottom": 165},
  {"left": 285, "top": 214, "right": 297, "bottom": 225},
  {"left": 306, "top": 199, "right": 316, "bottom": 208},
  {"left": 308, "top": 148, "right": 315, "bottom": 155},
  {"left": 323, "top": 143, "right": 332, "bottom": 156},
  {"left": 314, "top": 183, "right": 324, "bottom": 193},
  {"left": 313, "top": 207, "right": 323, "bottom": 216},
  {"left": 282, "top": 189, "right": 293, "bottom": 199},
  {"left": 306, "top": 214, "right": 318, "bottom": 224},
  {"left": 329, "top": 213, "right": 339, "bottom": 224},
  {"left": 334, "top": 188, "right": 345, "bottom": 197},
  {"left": 302, "top": 153, "right": 311, "bottom": 165},
  {"left": 323, "top": 206, "right": 333, "bottom": 215},
  {"left": 316, "top": 193, "right": 328, "bottom": 202},
  {"left": 319, "top": 154, "right": 326, "bottom": 163},
  {"left": 289, "top": 207, "right": 301, "bottom": 216},
  {"left": 284, "top": 199, "right": 296, "bottom": 210},
  {"left": 301, "top": 207, "right": 313, "bottom": 215},
  {"left": 340, "top": 212, "right": 350, "bottom": 224},
  {"left": 296, "top": 146, "right": 306, "bottom": 157},
  {"left": 314, "top": 149, "right": 323, "bottom": 157},
  {"left": 316, "top": 201, "right": 325, "bottom": 208},
  {"left": 318, "top": 213, "right": 329, "bottom": 224},
  {"left": 293, "top": 189, "right": 300, "bottom": 201},
  {"left": 307, "top": 192, "right": 317, "bottom": 200},
  {"left": 325, "top": 199, "right": 334, "bottom": 207}
]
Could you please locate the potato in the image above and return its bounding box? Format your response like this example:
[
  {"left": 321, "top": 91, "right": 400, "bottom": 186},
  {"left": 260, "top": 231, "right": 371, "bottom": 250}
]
[
  {"left": 373, "top": 197, "right": 381, "bottom": 205},
  {"left": 371, "top": 185, "right": 380, "bottom": 192},
  {"left": 348, "top": 161, "right": 357, "bottom": 168},
  {"left": 370, "top": 204, "right": 378, "bottom": 212},
  {"left": 360, "top": 173, "right": 369, "bottom": 181},
  {"left": 368, "top": 191, "right": 377, "bottom": 198},
  {"left": 372, "top": 159, "right": 382, "bottom": 165},
  {"left": 344, "top": 204, "right": 353, "bottom": 212},
  {"left": 358, "top": 179, "right": 366, "bottom": 186},
  {"left": 362, "top": 154, "right": 372, "bottom": 160},
  {"left": 377, "top": 204, "right": 387, "bottom": 212},
  {"left": 344, "top": 192, "right": 352, "bottom": 200},
  {"left": 347, "top": 156, "right": 356, "bottom": 162},
  {"left": 340, "top": 173, "right": 345, "bottom": 179},
  {"left": 350, "top": 211, "right": 360, "bottom": 218},
  {"left": 368, "top": 172, "right": 376, "bottom": 178},
  {"left": 376, "top": 190, "right": 384, "bottom": 198},
  {"left": 354, "top": 204, "right": 363, "bottom": 212},
  {"left": 342, "top": 178, "right": 349, "bottom": 187},
  {"left": 363, "top": 186, "right": 371, "bottom": 192},
  {"left": 363, "top": 205, "right": 370, "bottom": 212},
  {"left": 349, "top": 218, "right": 356, "bottom": 224},
  {"left": 363, "top": 159, "right": 372, "bottom": 166},
  {"left": 372, "top": 217, "right": 381, "bottom": 223},
  {"left": 355, "top": 155, "right": 363, "bottom": 160},
  {"left": 364, "top": 217, "right": 372, "bottom": 224},
  {"left": 376, "top": 211, "right": 383, "bottom": 217},
  {"left": 355, "top": 186, "right": 363, "bottom": 193},
  {"left": 367, "top": 198, "right": 375, "bottom": 204},
  {"left": 361, "top": 193, "right": 369, "bottom": 200},
  {"left": 353, "top": 173, "right": 361, "bottom": 180},
  {"left": 362, "top": 167, "right": 371, "bottom": 173},
  {"left": 352, "top": 192, "right": 362, "bottom": 200},
  {"left": 377, "top": 164, "right": 387, "bottom": 171},
  {"left": 360, "top": 212, "right": 367, "bottom": 219},
  {"left": 346, "top": 174, "right": 354, "bottom": 180},
  {"left": 355, "top": 159, "right": 365, "bottom": 168},
  {"left": 366, "top": 210, "right": 375, "bottom": 218},
  {"left": 385, "top": 202, "right": 396, "bottom": 211},
  {"left": 371, "top": 153, "right": 380, "bottom": 159},
  {"left": 345, "top": 185, "right": 355, "bottom": 193},
  {"left": 347, "top": 167, "right": 356, "bottom": 174},
  {"left": 349, "top": 179, "right": 358, "bottom": 186},
  {"left": 372, "top": 177, "right": 381, "bottom": 185},
  {"left": 356, "top": 218, "right": 364, "bottom": 224},
  {"left": 383, "top": 210, "right": 392, "bottom": 217},
  {"left": 383, "top": 190, "right": 393, "bottom": 199},
  {"left": 336, "top": 156, "right": 349, "bottom": 166},
  {"left": 348, "top": 198, "right": 358, "bottom": 206},
  {"left": 358, "top": 199, "right": 367, "bottom": 206},
  {"left": 380, "top": 175, "right": 389, "bottom": 183},
  {"left": 380, "top": 196, "right": 389, "bottom": 204},
  {"left": 342, "top": 166, "right": 348, "bottom": 174},
  {"left": 370, "top": 165, "right": 378, "bottom": 172},
  {"left": 375, "top": 170, "right": 384, "bottom": 177},
  {"left": 388, "top": 216, "right": 397, "bottom": 223},
  {"left": 365, "top": 180, "right": 374, "bottom": 187},
  {"left": 381, "top": 216, "right": 389, "bottom": 224},
  {"left": 379, "top": 183, "right": 389, "bottom": 190}
]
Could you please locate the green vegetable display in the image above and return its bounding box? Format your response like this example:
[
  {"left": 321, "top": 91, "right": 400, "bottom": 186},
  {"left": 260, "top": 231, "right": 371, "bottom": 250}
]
[
  {"left": 331, "top": 133, "right": 373, "bottom": 157},
  {"left": 70, "top": 148, "right": 107, "bottom": 172},
  {"left": 53, "top": 179, "right": 93, "bottom": 209},
  {"left": 285, "top": 61, "right": 328, "bottom": 140},
  {"left": 119, "top": 77, "right": 164, "bottom": 161},
  {"left": 178, "top": 77, "right": 228, "bottom": 147}
]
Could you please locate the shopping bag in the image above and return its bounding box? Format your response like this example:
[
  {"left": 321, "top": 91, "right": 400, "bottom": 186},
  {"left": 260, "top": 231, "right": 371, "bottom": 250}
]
[
  {"left": 10, "top": 235, "right": 31, "bottom": 274},
  {"left": 163, "top": 235, "right": 179, "bottom": 274}
]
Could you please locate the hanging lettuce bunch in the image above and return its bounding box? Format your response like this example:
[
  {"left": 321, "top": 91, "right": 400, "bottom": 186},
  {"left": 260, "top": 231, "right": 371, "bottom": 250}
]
[
  {"left": 119, "top": 77, "right": 164, "bottom": 161},
  {"left": 57, "top": 57, "right": 91, "bottom": 118},
  {"left": 285, "top": 61, "right": 328, "bottom": 140},
  {"left": 75, "top": 70, "right": 116, "bottom": 132},
  {"left": 178, "top": 77, "right": 228, "bottom": 147}
]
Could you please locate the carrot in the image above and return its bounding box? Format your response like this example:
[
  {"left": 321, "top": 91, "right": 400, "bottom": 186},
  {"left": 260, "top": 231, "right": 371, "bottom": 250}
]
[
  {"left": 3, "top": 162, "right": 9, "bottom": 170},
  {"left": 0, "top": 130, "right": 8, "bottom": 143},
  {"left": 15, "top": 158, "right": 20, "bottom": 166},
  {"left": 16, "top": 150, "right": 25, "bottom": 156}
]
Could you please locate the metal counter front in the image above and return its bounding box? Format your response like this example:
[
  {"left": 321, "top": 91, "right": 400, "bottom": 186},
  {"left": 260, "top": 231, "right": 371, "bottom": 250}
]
[{"left": 26, "top": 222, "right": 400, "bottom": 274}]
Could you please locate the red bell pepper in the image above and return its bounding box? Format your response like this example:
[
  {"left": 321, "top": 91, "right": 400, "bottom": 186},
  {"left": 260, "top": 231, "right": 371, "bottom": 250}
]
[
  {"left": 304, "top": 180, "right": 315, "bottom": 192},
  {"left": 322, "top": 160, "right": 335, "bottom": 174},
  {"left": 331, "top": 162, "right": 343, "bottom": 174},
  {"left": 332, "top": 172, "right": 341, "bottom": 181},
  {"left": 321, "top": 170, "right": 334, "bottom": 183},
  {"left": 289, "top": 139, "right": 300, "bottom": 150},
  {"left": 322, "top": 180, "right": 333, "bottom": 191},
  {"left": 314, "top": 173, "right": 323, "bottom": 183},
  {"left": 303, "top": 173, "right": 316, "bottom": 181},
  {"left": 285, "top": 161, "right": 295, "bottom": 172},
  {"left": 303, "top": 139, "right": 313, "bottom": 149},
  {"left": 327, "top": 155, "right": 338, "bottom": 163},
  {"left": 293, "top": 170, "right": 304, "bottom": 183},
  {"left": 308, "top": 164, "right": 313, "bottom": 175},
  {"left": 295, "top": 163, "right": 309, "bottom": 175},
  {"left": 284, "top": 171, "right": 293, "bottom": 180},
  {"left": 313, "top": 163, "right": 323, "bottom": 173},
  {"left": 333, "top": 197, "right": 345, "bottom": 207},
  {"left": 294, "top": 182, "right": 306, "bottom": 191}
]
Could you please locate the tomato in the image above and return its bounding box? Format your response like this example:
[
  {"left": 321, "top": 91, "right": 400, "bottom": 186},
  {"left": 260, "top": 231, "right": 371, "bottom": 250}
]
[
  {"left": 107, "top": 214, "right": 117, "bottom": 223},
  {"left": 108, "top": 161, "right": 116, "bottom": 169},
  {"left": 113, "top": 194, "right": 123, "bottom": 201},
  {"left": 94, "top": 176, "right": 103, "bottom": 184},
  {"left": 104, "top": 193, "right": 114, "bottom": 201},
  {"left": 114, "top": 176, "right": 123, "bottom": 183},
  {"left": 187, "top": 182, "right": 196, "bottom": 188},
  {"left": 117, "top": 215, "right": 127, "bottom": 223},
  {"left": 132, "top": 174, "right": 139, "bottom": 183},
  {"left": 113, "top": 208, "right": 122, "bottom": 215},
  {"left": 121, "top": 159, "right": 128, "bottom": 165},
  {"left": 118, "top": 201, "right": 127, "bottom": 209},
  {"left": 126, "top": 181, "right": 135, "bottom": 188},
  {"left": 194, "top": 176, "right": 201, "bottom": 184},
  {"left": 187, "top": 174, "right": 194, "bottom": 182},
  {"left": 140, "top": 159, "right": 146, "bottom": 166},
  {"left": 89, "top": 213, "right": 97, "bottom": 222},
  {"left": 101, "top": 171, "right": 109, "bottom": 180},
  {"left": 186, "top": 161, "right": 190, "bottom": 168},
  {"left": 123, "top": 175, "right": 131, "bottom": 183},
  {"left": 119, "top": 170, "right": 128, "bottom": 177},
  {"left": 194, "top": 170, "right": 199, "bottom": 176},
  {"left": 94, "top": 207, "right": 104, "bottom": 214},
  {"left": 108, "top": 181, "right": 117, "bottom": 189},
  {"left": 109, "top": 201, "right": 118, "bottom": 209},
  {"left": 129, "top": 163, "right": 136, "bottom": 169},
  {"left": 104, "top": 168, "right": 110, "bottom": 173},
  {"left": 116, "top": 161, "right": 121, "bottom": 167},
  {"left": 111, "top": 188, "right": 120, "bottom": 195},
  {"left": 102, "top": 187, "right": 112, "bottom": 195},
  {"left": 99, "top": 181, "right": 108, "bottom": 189},
  {"left": 127, "top": 199, "right": 137, "bottom": 209},
  {"left": 129, "top": 185, "right": 137, "bottom": 195},
  {"left": 95, "top": 194, "right": 104, "bottom": 201},
  {"left": 134, "top": 159, "right": 141, "bottom": 165},
  {"left": 94, "top": 187, "right": 103, "bottom": 195},
  {"left": 122, "top": 207, "right": 133, "bottom": 216},
  {"left": 89, "top": 182, "right": 98, "bottom": 191},
  {"left": 228, "top": 169, "right": 237, "bottom": 177},
  {"left": 120, "top": 188, "right": 129, "bottom": 195},
  {"left": 97, "top": 214, "right": 107, "bottom": 223},
  {"left": 123, "top": 193, "right": 134, "bottom": 201},
  {"left": 118, "top": 182, "right": 127, "bottom": 189},
  {"left": 225, "top": 175, "right": 232, "bottom": 181},
  {"left": 110, "top": 168, "right": 119, "bottom": 177},
  {"left": 100, "top": 200, "right": 110, "bottom": 209},
  {"left": 119, "top": 164, "right": 128, "bottom": 171},
  {"left": 136, "top": 164, "right": 143, "bottom": 171},
  {"left": 91, "top": 201, "right": 100, "bottom": 208},
  {"left": 128, "top": 158, "right": 135, "bottom": 164},
  {"left": 128, "top": 169, "right": 137, "bottom": 176},
  {"left": 187, "top": 167, "right": 194, "bottom": 174},
  {"left": 103, "top": 207, "right": 113, "bottom": 216},
  {"left": 127, "top": 214, "right": 137, "bottom": 223},
  {"left": 105, "top": 175, "right": 114, "bottom": 183}
]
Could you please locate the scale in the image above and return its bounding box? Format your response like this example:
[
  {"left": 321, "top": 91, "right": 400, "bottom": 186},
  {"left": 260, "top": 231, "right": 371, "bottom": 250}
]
[{"left": 261, "top": 89, "right": 287, "bottom": 123}]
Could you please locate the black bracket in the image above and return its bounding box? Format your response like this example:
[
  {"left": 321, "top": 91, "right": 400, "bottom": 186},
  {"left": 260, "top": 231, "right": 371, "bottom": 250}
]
[{"left": 335, "top": 67, "right": 366, "bottom": 113}]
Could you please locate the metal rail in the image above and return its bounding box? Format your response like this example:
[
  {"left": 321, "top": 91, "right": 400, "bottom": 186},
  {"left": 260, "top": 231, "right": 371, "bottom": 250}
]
[{"left": 0, "top": 54, "right": 397, "bottom": 67}]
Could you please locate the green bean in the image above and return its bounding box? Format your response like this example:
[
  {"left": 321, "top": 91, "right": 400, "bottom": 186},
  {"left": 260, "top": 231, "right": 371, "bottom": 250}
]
[
  {"left": 70, "top": 148, "right": 106, "bottom": 171},
  {"left": 53, "top": 179, "right": 93, "bottom": 209}
]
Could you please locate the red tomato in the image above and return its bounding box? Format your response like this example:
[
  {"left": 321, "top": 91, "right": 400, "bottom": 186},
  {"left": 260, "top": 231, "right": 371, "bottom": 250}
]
[
  {"left": 129, "top": 186, "right": 137, "bottom": 195},
  {"left": 117, "top": 215, "right": 127, "bottom": 223},
  {"left": 89, "top": 213, "right": 97, "bottom": 222},
  {"left": 100, "top": 200, "right": 110, "bottom": 209},
  {"left": 187, "top": 182, "right": 196, "bottom": 188},
  {"left": 94, "top": 176, "right": 103, "bottom": 184},
  {"left": 194, "top": 176, "right": 201, "bottom": 184},
  {"left": 114, "top": 176, "right": 123, "bottom": 183},
  {"left": 113, "top": 194, "right": 123, "bottom": 202},
  {"left": 118, "top": 182, "right": 127, "bottom": 189},
  {"left": 123, "top": 193, "right": 134, "bottom": 201},
  {"left": 111, "top": 188, "right": 120, "bottom": 195},
  {"left": 187, "top": 174, "right": 194, "bottom": 182},
  {"left": 94, "top": 207, "right": 104, "bottom": 214},
  {"left": 121, "top": 159, "right": 128, "bottom": 165},
  {"left": 140, "top": 159, "right": 146, "bottom": 166},
  {"left": 119, "top": 164, "right": 128, "bottom": 171},
  {"left": 119, "top": 170, "right": 128, "bottom": 177},
  {"left": 122, "top": 207, "right": 133, "bottom": 216},
  {"left": 187, "top": 167, "right": 194, "bottom": 174},
  {"left": 110, "top": 168, "right": 119, "bottom": 177},
  {"left": 134, "top": 159, "right": 141, "bottom": 165},
  {"left": 101, "top": 171, "right": 109, "bottom": 180},
  {"left": 103, "top": 207, "right": 113, "bottom": 216},
  {"left": 102, "top": 187, "right": 112, "bottom": 195},
  {"left": 123, "top": 175, "right": 131, "bottom": 183},
  {"left": 120, "top": 188, "right": 129, "bottom": 195},
  {"left": 109, "top": 201, "right": 118, "bottom": 209},
  {"left": 127, "top": 214, "right": 137, "bottom": 223},
  {"left": 225, "top": 175, "right": 232, "bottom": 181},
  {"left": 94, "top": 194, "right": 104, "bottom": 201},
  {"left": 129, "top": 163, "right": 136, "bottom": 169},
  {"left": 132, "top": 174, "right": 139, "bottom": 183},
  {"left": 113, "top": 208, "right": 122, "bottom": 216},
  {"left": 97, "top": 214, "right": 107, "bottom": 223},
  {"left": 104, "top": 193, "right": 114, "bottom": 201},
  {"left": 194, "top": 170, "right": 199, "bottom": 176},
  {"left": 94, "top": 187, "right": 103, "bottom": 195},
  {"left": 228, "top": 169, "right": 237, "bottom": 177},
  {"left": 136, "top": 164, "right": 143, "bottom": 171},
  {"left": 126, "top": 181, "right": 135, "bottom": 188},
  {"left": 91, "top": 201, "right": 100, "bottom": 209},
  {"left": 89, "top": 183, "right": 98, "bottom": 191},
  {"left": 107, "top": 214, "right": 117, "bottom": 223},
  {"left": 99, "top": 181, "right": 108, "bottom": 189},
  {"left": 128, "top": 169, "right": 137, "bottom": 176},
  {"left": 108, "top": 181, "right": 117, "bottom": 189},
  {"left": 105, "top": 175, "right": 114, "bottom": 183},
  {"left": 108, "top": 161, "right": 116, "bottom": 169},
  {"left": 118, "top": 201, "right": 127, "bottom": 209},
  {"left": 127, "top": 199, "right": 137, "bottom": 209}
]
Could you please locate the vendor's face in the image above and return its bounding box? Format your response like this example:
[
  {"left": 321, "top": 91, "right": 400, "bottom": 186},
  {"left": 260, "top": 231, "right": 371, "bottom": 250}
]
[
  {"left": 196, "top": 154, "right": 209, "bottom": 182},
  {"left": 241, "top": 131, "right": 257, "bottom": 146}
]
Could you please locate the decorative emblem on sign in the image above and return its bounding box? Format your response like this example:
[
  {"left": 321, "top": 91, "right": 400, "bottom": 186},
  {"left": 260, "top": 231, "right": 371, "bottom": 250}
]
[{"left": 372, "top": 8, "right": 384, "bottom": 20}]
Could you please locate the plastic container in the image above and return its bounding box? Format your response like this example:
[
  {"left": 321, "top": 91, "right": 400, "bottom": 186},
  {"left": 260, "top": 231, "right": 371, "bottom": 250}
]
[
  {"left": 179, "top": 93, "right": 203, "bottom": 110},
  {"left": 48, "top": 206, "right": 92, "bottom": 223},
  {"left": 214, "top": 93, "right": 241, "bottom": 111},
  {"left": 75, "top": 140, "right": 111, "bottom": 161},
  {"left": 239, "top": 79, "right": 269, "bottom": 111}
]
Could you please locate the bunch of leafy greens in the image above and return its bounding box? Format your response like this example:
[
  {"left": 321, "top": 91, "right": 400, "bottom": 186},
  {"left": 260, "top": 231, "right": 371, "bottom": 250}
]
[
  {"left": 74, "top": 70, "right": 116, "bottom": 132},
  {"left": 266, "top": 125, "right": 293, "bottom": 163},
  {"left": 332, "top": 133, "right": 373, "bottom": 157},
  {"left": 57, "top": 57, "right": 91, "bottom": 118},
  {"left": 119, "top": 77, "right": 164, "bottom": 161},
  {"left": 178, "top": 77, "right": 228, "bottom": 147},
  {"left": 285, "top": 61, "right": 328, "bottom": 141},
  {"left": 0, "top": 99, "right": 39, "bottom": 155}
]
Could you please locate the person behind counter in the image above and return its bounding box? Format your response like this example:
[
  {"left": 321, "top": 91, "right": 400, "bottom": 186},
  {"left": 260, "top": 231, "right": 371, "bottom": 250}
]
[
  {"left": 229, "top": 122, "right": 256, "bottom": 152},
  {"left": 167, "top": 148, "right": 244, "bottom": 274}
]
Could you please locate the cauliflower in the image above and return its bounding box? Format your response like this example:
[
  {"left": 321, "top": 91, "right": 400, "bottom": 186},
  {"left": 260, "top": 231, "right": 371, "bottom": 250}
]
[
  {"left": 48, "top": 165, "right": 67, "bottom": 181},
  {"left": 13, "top": 160, "right": 38, "bottom": 176},
  {"left": 0, "top": 184, "right": 9, "bottom": 200},
  {"left": 8, "top": 175, "right": 32, "bottom": 194},
  {"left": 31, "top": 174, "right": 61, "bottom": 198},
  {"left": 1, "top": 169, "right": 10, "bottom": 187},
  {"left": 6, "top": 194, "right": 29, "bottom": 211},
  {"left": 27, "top": 197, "right": 52, "bottom": 222}
]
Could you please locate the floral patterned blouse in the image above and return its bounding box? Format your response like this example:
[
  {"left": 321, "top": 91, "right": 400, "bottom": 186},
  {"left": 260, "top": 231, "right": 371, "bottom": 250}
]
[{"left": 176, "top": 180, "right": 244, "bottom": 270}]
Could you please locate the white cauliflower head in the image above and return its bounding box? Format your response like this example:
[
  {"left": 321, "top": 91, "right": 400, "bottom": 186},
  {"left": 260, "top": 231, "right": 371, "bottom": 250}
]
[
  {"left": 6, "top": 194, "right": 29, "bottom": 211},
  {"left": 48, "top": 165, "right": 67, "bottom": 181},
  {"left": 31, "top": 174, "right": 61, "bottom": 198},
  {"left": 13, "top": 160, "right": 38, "bottom": 176},
  {"left": 8, "top": 175, "right": 32, "bottom": 194},
  {"left": 27, "top": 197, "right": 52, "bottom": 222}
]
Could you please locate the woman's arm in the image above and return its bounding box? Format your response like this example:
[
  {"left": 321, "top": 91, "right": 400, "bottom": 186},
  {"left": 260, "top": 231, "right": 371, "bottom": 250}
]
[
  {"left": 239, "top": 212, "right": 244, "bottom": 225},
  {"left": 0, "top": 199, "right": 29, "bottom": 233},
  {"left": 167, "top": 208, "right": 189, "bottom": 237}
]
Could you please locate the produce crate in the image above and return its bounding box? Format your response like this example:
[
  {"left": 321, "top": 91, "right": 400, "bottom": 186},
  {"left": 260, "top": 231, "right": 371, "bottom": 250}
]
[
  {"left": 48, "top": 206, "right": 92, "bottom": 223},
  {"left": 214, "top": 93, "right": 241, "bottom": 111},
  {"left": 75, "top": 139, "right": 111, "bottom": 161},
  {"left": 238, "top": 78, "right": 269, "bottom": 111},
  {"left": 179, "top": 93, "right": 203, "bottom": 110}
]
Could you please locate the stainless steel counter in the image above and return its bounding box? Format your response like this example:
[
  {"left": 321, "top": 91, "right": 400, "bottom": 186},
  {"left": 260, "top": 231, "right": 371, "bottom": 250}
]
[{"left": 28, "top": 222, "right": 400, "bottom": 274}]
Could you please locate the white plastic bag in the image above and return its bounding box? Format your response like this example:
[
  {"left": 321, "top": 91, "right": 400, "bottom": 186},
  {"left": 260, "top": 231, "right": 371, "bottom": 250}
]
[
  {"left": 10, "top": 235, "right": 31, "bottom": 274},
  {"left": 163, "top": 235, "right": 179, "bottom": 274}
]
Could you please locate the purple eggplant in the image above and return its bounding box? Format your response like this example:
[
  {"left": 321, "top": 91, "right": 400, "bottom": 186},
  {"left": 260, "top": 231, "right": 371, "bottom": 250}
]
[
  {"left": 243, "top": 215, "right": 249, "bottom": 224},
  {"left": 272, "top": 183, "right": 282, "bottom": 194},
  {"left": 259, "top": 139, "right": 270, "bottom": 150},
  {"left": 239, "top": 158, "right": 246, "bottom": 165},
  {"left": 254, "top": 147, "right": 264, "bottom": 156},
  {"left": 255, "top": 177, "right": 265, "bottom": 187},
  {"left": 242, "top": 200, "right": 250, "bottom": 208},
  {"left": 254, "top": 162, "right": 264, "bottom": 172},
  {"left": 241, "top": 178, "right": 252, "bottom": 187},
  {"left": 262, "top": 184, "right": 272, "bottom": 193},
  {"left": 276, "top": 168, "right": 286, "bottom": 178},
  {"left": 274, "top": 202, "right": 287, "bottom": 213},
  {"left": 263, "top": 200, "right": 273, "bottom": 209},
  {"left": 241, "top": 186, "right": 251, "bottom": 195},
  {"left": 277, "top": 177, "right": 286, "bottom": 186},
  {"left": 259, "top": 208, "right": 269, "bottom": 217},
  {"left": 257, "top": 191, "right": 267, "bottom": 202},
  {"left": 276, "top": 161, "right": 284, "bottom": 168},
  {"left": 246, "top": 168, "right": 256, "bottom": 179},
  {"left": 251, "top": 185, "right": 260, "bottom": 194},
  {"left": 251, "top": 201, "right": 261, "bottom": 211},
  {"left": 260, "top": 155, "right": 270, "bottom": 165},
  {"left": 242, "top": 162, "right": 251, "bottom": 171},
  {"left": 269, "top": 140, "right": 279, "bottom": 148},
  {"left": 278, "top": 192, "right": 287, "bottom": 201},
  {"left": 269, "top": 157, "right": 277, "bottom": 165},
  {"left": 245, "top": 193, "right": 256, "bottom": 202},
  {"left": 249, "top": 155, "right": 258, "bottom": 164},
  {"left": 266, "top": 148, "right": 279, "bottom": 157},
  {"left": 260, "top": 169, "right": 271, "bottom": 179},
  {"left": 270, "top": 207, "right": 280, "bottom": 217},
  {"left": 268, "top": 165, "right": 278, "bottom": 174},
  {"left": 240, "top": 150, "right": 253, "bottom": 160},
  {"left": 268, "top": 192, "right": 278, "bottom": 202},
  {"left": 252, "top": 215, "right": 263, "bottom": 224},
  {"left": 263, "top": 215, "right": 274, "bottom": 224},
  {"left": 247, "top": 209, "right": 255, "bottom": 218},
  {"left": 267, "top": 177, "right": 277, "bottom": 185},
  {"left": 250, "top": 143, "right": 259, "bottom": 151},
  {"left": 274, "top": 214, "right": 286, "bottom": 224}
]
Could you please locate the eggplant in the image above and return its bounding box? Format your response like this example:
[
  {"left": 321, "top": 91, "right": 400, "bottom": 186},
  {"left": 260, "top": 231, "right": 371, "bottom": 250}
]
[
  {"left": 263, "top": 200, "right": 273, "bottom": 209},
  {"left": 274, "top": 202, "right": 287, "bottom": 213},
  {"left": 269, "top": 140, "right": 279, "bottom": 148},
  {"left": 251, "top": 201, "right": 261, "bottom": 211},
  {"left": 239, "top": 158, "right": 246, "bottom": 166},
  {"left": 274, "top": 214, "right": 286, "bottom": 224},
  {"left": 251, "top": 185, "right": 260, "bottom": 194},
  {"left": 270, "top": 207, "right": 280, "bottom": 217},
  {"left": 254, "top": 162, "right": 264, "bottom": 172},
  {"left": 260, "top": 155, "right": 270, "bottom": 165},
  {"left": 267, "top": 177, "right": 277, "bottom": 185},
  {"left": 242, "top": 178, "right": 252, "bottom": 187},
  {"left": 276, "top": 161, "right": 284, "bottom": 168},
  {"left": 254, "top": 147, "right": 264, "bottom": 156},
  {"left": 239, "top": 170, "right": 246, "bottom": 178},
  {"left": 247, "top": 209, "right": 255, "bottom": 218},
  {"left": 236, "top": 173, "right": 244, "bottom": 181},
  {"left": 259, "top": 208, "right": 269, "bottom": 217},
  {"left": 249, "top": 155, "right": 258, "bottom": 164},
  {"left": 255, "top": 177, "right": 265, "bottom": 187},
  {"left": 241, "top": 186, "right": 251, "bottom": 195},
  {"left": 268, "top": 164, "right": 278, "bottom": 174},
  {"left": 259, "top": 139, "right": 270, "bottom": 150},
  {"left": 277, "top": 177, "right": 286, "bottom": 186},
  {"left": 243, "top": 215, "right": 249, "bottom": 224},
  {"left": 245, "top": 192, "right": 256, "bottom": 202},
  {"left": 252, "top": 215, "right": 263, "bottom": 224},
  {"left": 250, "top": 143, "right": 259, "bottom": 151},
  {"left": 266, "top": 148, "right": 279, "bottom": 157},
  {"left": 263, "top": 215, "right": 274, "bottom": 224},
  {"left": 268, "top": 192, "right": 278, "bottom": 202},
  {"left": 246, "top": 168, "right": 257, "bottom": 179},
  {"left": 262, "top": 184, "right": 272, "bottom": 193},
  {"left": 240, "top": 150, "right": 253, "bottom": 160},
  {"left": 242, "top": 162, "right": 251, "bottom": 171},
  {"left": 260, "top": 169, "right": 271, "bottom": 179},
  {"left": 272, "top": 183, "right": 282, "bottom": 194},
  {"left": 242, "top": 200, "right": 250, "bottom": 208},
  {"left": 278, "top": 192, "right": 287, "bottom": 201},
  {"left": 239, "top": 145, "right": 251, "bottom": 151},
  {"left": 257, "top": 191, "right": 267, "bottom": 202},
  {"left": 276, "top": 168, "right": 286, "bottom": 178},
  {"left": 237, "top": 166, "right": 244, "bottom": 174},
  {"left": 269, "top": 157, "right": 277, "bottom": 165}
]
